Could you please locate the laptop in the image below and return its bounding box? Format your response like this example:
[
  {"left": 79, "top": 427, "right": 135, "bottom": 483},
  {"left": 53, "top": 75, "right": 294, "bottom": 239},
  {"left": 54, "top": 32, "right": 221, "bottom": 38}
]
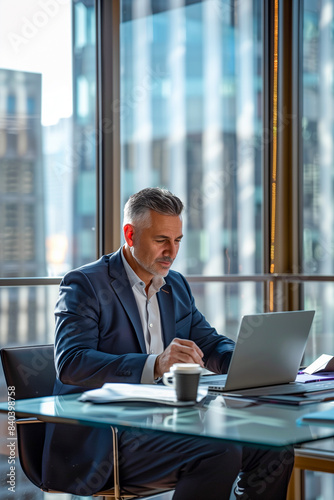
[{"left": 204, "top": 310, "right": 325, "bottom": 397}]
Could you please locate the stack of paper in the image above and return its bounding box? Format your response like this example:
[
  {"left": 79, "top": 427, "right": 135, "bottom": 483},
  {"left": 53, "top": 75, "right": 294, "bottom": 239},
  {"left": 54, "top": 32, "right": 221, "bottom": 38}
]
[
  {"left": 79, "top": 383, "right": 208, "bottom": 406},
  {"left": 303, "top": 354, "right": 334, "bottom": 374}
]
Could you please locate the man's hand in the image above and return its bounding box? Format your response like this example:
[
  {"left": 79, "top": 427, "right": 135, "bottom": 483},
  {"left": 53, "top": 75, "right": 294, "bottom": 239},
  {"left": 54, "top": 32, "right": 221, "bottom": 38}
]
[{"left": 154, "top": 338, "right": 204, "bottom": 379}]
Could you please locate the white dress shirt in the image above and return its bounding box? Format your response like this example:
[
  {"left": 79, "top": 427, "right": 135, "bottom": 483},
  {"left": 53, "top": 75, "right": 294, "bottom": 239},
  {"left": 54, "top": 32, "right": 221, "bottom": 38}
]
[{"left": 121, "top": 248, "right": 165, "bottom": 383}]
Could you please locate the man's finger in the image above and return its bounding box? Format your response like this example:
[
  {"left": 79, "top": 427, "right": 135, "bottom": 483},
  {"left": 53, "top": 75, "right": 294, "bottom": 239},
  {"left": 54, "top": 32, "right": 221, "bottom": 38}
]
[
  {"left": 173, "top": 338, "right": 204, "bottom": 358},
  {"left": 170, "top": 340, "right": 204, "bottom": 366}
]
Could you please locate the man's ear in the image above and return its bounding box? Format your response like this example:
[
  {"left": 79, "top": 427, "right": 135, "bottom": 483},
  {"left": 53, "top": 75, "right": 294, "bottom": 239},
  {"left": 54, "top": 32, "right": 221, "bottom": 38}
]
[{"left": 123, "top": 224, "right": 135, "bottom": 247}]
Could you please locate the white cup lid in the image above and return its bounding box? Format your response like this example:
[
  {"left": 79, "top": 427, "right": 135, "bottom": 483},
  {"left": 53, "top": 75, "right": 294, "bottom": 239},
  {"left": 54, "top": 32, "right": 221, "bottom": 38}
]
[{"left": 170, "top": 363, "right": 202, "bottom": 373}]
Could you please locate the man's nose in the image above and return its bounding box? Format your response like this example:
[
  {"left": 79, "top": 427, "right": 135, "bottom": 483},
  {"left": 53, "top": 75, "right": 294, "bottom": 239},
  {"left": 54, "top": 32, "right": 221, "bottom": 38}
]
[{"left": 163, "top": 242, "right": 178, "bottom": 259}]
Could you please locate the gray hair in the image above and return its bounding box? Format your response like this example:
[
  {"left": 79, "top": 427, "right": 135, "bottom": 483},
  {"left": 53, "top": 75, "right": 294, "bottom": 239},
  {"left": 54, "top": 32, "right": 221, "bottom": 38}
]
[{"left": 123, "top": 187, "right": 184, "bottom": 227}]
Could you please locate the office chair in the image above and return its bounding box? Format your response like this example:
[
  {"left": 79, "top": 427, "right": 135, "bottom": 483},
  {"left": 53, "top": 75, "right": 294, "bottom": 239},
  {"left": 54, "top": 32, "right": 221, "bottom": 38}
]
[{"left": 0, "top": 344, "right": 173, "bottom": 500}]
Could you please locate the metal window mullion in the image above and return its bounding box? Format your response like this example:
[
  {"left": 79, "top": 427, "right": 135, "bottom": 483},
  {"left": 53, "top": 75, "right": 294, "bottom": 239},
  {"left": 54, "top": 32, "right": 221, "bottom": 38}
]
[
  {"left": 265, "top": 0, "right": 303, "bottom": 312},
  {"left": 2, "top": 274, "right": 334, "bottom": 288},
  {"left": 262, "top": 0, "right": 275, "bottom": 311},
  {"left": 96, "top": 0, "right": 121, "bottom": 258}
]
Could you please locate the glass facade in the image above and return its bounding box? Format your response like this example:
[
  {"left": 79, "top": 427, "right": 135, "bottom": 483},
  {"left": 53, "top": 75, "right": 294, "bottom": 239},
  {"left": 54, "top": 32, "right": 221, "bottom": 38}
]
[
  {"left": 303, "top": 0, "right": 334, "bottom": 277},
  {"left": 0, "top": 0, "right": 97, "bottom": 392},
  {"left": 0, "top": 0, "right": 97, "bottom": 279},
  {"left": 189, "top": 280, "right": 264, "bottom": 340},
  {"left": 302, "top": 0, "right": 334, "bottom": 378},
  {"left": 120, "top": 0, "right": 263, "bottom": 278},
  {"left": 120, "top": 0, "right": 263, "bottom": 332}
]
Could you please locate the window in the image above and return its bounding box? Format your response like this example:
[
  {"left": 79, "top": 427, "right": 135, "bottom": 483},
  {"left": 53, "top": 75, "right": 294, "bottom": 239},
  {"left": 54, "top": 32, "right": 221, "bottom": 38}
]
[
  {"left": 120, "top": 0, "right": 263, "bottom": 335},
  {"left": 302, "top": 0, "right": 334, "bottom": 362},
  {"left": 0, "top": 0, "right": 97, "bottom": 279}
]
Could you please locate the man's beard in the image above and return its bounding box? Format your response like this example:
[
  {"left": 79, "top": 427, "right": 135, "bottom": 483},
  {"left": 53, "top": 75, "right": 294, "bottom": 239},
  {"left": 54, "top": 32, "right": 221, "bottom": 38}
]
[{"left": 130, "top": 248, "right": 173, "bottom": 277}]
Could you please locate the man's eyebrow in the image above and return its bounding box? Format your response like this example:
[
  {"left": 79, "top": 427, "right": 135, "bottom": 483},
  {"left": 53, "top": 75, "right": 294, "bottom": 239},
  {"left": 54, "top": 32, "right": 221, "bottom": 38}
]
[{"left": 155, "top": 234, "right": 183, "bottom": 239}]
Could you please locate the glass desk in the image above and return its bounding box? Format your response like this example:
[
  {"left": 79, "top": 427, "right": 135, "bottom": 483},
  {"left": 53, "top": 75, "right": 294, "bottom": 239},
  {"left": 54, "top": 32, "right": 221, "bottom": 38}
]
[{"left": 2, "top": 393, "right": 334, "bottom": 448}]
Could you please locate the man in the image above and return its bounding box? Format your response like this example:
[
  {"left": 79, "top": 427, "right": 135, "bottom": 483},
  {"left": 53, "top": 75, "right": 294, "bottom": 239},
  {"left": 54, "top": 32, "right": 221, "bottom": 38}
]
[{"left": 42, "top": 187, "right": 293, "bottom": 499}]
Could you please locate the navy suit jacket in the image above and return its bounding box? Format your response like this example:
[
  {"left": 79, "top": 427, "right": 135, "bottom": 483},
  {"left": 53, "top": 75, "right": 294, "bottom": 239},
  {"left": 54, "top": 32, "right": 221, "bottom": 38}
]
[{"left": 42, "top": 249, "right": 235, "bottom": 494}]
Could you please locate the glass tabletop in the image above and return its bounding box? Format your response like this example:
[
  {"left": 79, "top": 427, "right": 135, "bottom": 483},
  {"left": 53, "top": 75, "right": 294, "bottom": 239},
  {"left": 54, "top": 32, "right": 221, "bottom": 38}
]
[{"left": 2, "top": 393, "right": 334, "bottom": 448}]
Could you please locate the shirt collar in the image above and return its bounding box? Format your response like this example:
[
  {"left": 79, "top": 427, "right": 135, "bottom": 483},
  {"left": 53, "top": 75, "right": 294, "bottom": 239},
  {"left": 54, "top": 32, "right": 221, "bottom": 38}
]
[{"left": 121, "top": 246, "right": 165, "bottom": 292}]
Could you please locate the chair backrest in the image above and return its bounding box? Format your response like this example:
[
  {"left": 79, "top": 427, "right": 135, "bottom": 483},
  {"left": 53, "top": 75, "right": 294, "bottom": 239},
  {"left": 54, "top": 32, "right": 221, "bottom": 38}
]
[
  {"left": 1, "top": 344, "right": 56, "bottom": 399},
  {"left": 0, "top": 344, "right": 56, "bottom": 490}
]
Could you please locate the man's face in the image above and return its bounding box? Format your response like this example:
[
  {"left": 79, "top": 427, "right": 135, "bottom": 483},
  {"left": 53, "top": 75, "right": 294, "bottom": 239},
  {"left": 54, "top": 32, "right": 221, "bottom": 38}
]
[{"left": 126, "top": 210, "right": 183, "bottom": 282}]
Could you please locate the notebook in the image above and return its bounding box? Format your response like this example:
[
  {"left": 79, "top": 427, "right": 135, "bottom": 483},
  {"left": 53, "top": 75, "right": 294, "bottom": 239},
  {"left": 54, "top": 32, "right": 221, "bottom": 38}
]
[{"left": 205, "top": 310, "right": 319, "bottom": 397}]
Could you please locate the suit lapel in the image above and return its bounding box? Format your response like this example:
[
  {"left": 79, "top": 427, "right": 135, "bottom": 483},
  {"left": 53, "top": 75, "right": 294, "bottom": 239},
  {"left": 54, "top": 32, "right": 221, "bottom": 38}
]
[
  {"left": 108, "top": 250, "right": 146, "bottom": 353},
  {"left": 158, "top": 283, "right": 176, "bottom": 348}
]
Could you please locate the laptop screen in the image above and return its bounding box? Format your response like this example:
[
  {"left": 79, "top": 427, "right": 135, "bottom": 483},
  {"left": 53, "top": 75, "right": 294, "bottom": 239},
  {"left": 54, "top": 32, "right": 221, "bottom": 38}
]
[{"left": 223, "top": 310, "right": 315, "bottom": 391}]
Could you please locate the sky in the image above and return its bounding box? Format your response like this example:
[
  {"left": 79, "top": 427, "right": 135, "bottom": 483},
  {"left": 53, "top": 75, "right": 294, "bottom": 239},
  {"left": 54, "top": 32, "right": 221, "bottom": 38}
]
[{"left": 0, "top": 0, "right": 73, "bottom": 125}]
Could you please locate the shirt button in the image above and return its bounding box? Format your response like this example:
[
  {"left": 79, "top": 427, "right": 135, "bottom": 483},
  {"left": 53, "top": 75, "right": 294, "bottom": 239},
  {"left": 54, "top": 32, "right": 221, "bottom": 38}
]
[
  {"left": 149, "top": 323, "right": 153, "bottom": 328},
  {"left": 150, "top": 349, "right": 154, "bottom": 354}
]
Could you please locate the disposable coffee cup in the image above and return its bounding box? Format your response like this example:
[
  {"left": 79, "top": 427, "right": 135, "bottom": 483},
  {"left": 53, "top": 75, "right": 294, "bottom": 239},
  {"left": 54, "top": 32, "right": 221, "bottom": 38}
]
[{"left": 163, "top": 363, "right": 202, "bottom": 402}]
